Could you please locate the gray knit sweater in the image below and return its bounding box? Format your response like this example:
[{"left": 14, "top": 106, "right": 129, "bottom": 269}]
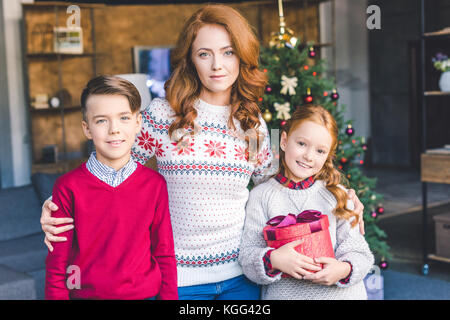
[{"left": 239, "top": 178, "right": 374, "bottom": 300}]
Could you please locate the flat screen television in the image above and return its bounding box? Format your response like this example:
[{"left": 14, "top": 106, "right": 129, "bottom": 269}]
[{"left": 132, "top": 46, "right": 172, "bottom": 98}]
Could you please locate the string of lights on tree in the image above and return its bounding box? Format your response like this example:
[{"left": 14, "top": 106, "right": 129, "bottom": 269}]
[{"left": 259, "top": 0, "right": 391, "bottom": 269}]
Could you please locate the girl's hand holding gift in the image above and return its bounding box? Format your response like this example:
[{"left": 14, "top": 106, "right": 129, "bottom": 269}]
[
  {"left": 270, "top": 239, "right": 323, "bottom": 279},
  {"left": 303, "top": 257, "right": 351, "bottom": 286}
]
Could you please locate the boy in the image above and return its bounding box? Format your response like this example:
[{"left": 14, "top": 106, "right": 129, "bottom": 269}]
[{"left": 45, "top": 75, "right": 178, "bottom": 300}]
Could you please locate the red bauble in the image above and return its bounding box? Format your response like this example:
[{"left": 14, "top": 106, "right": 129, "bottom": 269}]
[
  {"left": 308, "top": 46, "right": 316, "bottom": 58},
  {"left": 304, "top": 96, "right": 313, "bottom": 103},
  {"left": 376, "top": 206, "right": 385, "bottom": 215},
  {"left": 379, "top": 260, "right": 388, "bottom": 270},
  {"left": 331, "top": 89, "right": 339, "bottom": 100},
  {"left": 346, "top": 125, "right": 354, "bottom": 136}
]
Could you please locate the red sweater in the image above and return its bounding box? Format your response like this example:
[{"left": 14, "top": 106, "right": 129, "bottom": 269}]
[{"left": 45, "top": 163, "right": 178, "bottom": 300}]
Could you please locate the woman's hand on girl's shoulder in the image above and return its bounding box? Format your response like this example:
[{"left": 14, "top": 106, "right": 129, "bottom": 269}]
[{"left": 347, "top": 188, "right": 365, "bottom": 235}]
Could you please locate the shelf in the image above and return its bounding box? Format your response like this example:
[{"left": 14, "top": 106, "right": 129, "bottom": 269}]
[
  {"left": 30, "top": 106, "right": 82, "bottom": 114},
  {"left": 423, "top": 28, "right": 450, "bottom": 38},
  {"left": 22, "top": 2, "right": 104, "bottom": 9},
  {"left": 26, "top": 52, "right": 97, "bottom": 59},
  {"left": 424, "top": 91, "right": 450, "bottom": 96},
  {"left": 421, "top": 153, "right": 450, "bottom": 184},
  {"left": 427, "top": 254, "right": 450, "bottom": 264}
]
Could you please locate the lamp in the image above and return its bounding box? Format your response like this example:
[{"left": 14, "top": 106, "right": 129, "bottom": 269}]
[{"left": 116, "top": 73, "right": 151, "bottom": 110}]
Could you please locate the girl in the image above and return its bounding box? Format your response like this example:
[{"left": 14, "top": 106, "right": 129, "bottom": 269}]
[
  {"left": 40, "top": 5, "right": 365, "bottom": 300},
  {"left": 239, "top": 105, "right": 374, "bottom": 300}
]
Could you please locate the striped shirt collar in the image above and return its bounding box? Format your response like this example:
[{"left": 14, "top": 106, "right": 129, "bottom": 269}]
[
  {"left": 275, "top": 172, "right": 315, "bottom": 190},
  {"left": 85, "top": 151, "right": 137, "bottom": 188}
]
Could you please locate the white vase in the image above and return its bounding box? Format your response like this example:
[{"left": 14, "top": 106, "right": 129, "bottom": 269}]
[{"left": 438, "top": 71, "right": 450, "bottom": 92}]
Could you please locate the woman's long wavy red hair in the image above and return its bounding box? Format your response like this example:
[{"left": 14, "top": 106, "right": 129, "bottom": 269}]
[
  {"left": 278, "top": 105, "right": 359, "bottom": 227},
  {"left": 164, "top": 4, "right": 267, "bottom": 158}
]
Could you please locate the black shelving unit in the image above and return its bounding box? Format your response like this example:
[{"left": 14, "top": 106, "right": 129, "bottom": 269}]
[
  {"left": 22, "top": 2, "right": 102, "bottom": 170},
  {"left": 419, "top": 0, "right": 450, "bottom": 275}
]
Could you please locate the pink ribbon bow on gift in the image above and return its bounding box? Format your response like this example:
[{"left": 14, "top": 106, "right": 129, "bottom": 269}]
[{"left": 265, "top": 210, "right": 324, "bottom": 241}]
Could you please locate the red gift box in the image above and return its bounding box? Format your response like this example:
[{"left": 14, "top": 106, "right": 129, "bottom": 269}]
[{"left": 263, "top": 210, "right": 335, "bottom": 277}]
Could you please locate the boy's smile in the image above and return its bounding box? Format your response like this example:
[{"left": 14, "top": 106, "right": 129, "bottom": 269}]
[{"left": 82, "top": 94, "right": 142, "bottom": 171}]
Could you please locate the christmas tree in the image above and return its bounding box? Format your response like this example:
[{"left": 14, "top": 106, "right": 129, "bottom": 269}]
[{"left": 258, "top": 11, "right": 391, "bottom": 266}]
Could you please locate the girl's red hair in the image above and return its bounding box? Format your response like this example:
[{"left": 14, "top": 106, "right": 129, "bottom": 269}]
[
  {"left": 278, "top": 105, "right": 359, "bottom": 227},
  {"left": 164, "top": 4, "right": 267, "bottom": 158}
]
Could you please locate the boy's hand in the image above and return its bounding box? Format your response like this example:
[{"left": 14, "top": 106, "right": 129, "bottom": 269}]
[
  {"left": 40, "top": 199, "right": 74, "bottom": 252},
  {"left": 270, "top": 240, "right": 323, "bottom": 279},
  {"left": 303, "top": 257, "right": 351, "bottom": 286}
]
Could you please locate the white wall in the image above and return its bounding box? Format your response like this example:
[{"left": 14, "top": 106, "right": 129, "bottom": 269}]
[
  {"left": 320, "top": 0, "right": 370, "bottom": 140},
  {"left": 3, "top": 0, "right": 32, "bottom": 187}
]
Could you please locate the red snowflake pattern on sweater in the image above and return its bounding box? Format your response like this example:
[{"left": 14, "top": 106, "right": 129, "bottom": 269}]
[
  {"left": 234, "top": 146, "right": 249, "bottom": 161},
  {"left": 204, "top": 140, "right": 226, "bottom": 158},
  {"left": 154, "top": 139, "right": 165, "bottom": 157},
  {"left": 137, "top": 130, "right": 155, "bottom": 152},
  {"left": 171, "top": 138, "right": 195, "bottom": 156}
]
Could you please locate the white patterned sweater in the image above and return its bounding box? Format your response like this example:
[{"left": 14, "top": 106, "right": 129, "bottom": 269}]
[
  {"left": 131, "top": 98, "right": 273, "bottom": 287},
  {"left": 239, "top": 178, "right": 374, "bottom": 300}
]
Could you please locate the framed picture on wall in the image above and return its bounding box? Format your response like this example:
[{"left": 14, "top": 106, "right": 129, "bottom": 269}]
[
  {"left": 53, "top": 27, "right": 83, "bottom": 54},
  {"left": 132, "top": 46, "right": 172, "bottom": 98}
]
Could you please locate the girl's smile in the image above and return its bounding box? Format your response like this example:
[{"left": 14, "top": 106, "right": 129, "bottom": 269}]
[{"left": 281, "top": 120, "right": 332, "bottom": 182}]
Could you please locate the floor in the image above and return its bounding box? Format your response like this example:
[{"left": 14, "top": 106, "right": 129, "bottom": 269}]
[{"left": 364, "top": 167, "right": 450, "bottom": 293}]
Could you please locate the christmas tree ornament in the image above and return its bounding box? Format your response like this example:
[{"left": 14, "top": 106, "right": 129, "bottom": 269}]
[
  {"left": 274, "top": 102, "right": 291, "bottom": 120},
  {"left": 280, "top": 120, "right": 287, "bottom": 127},
  {"left": 379, "top": 259, "right": 388, "bottom": 270},
  {"left": 265, "top": 86, "right": 272, "bottom": 93},
  {"left": 361, "top": 137, "right": 368, "bottom": 151},
  {"left": 331, "top": 88, "right": 340, "bottom": 100},
  {"left": 340, "top": 157, "right": 348, "bottom": 165},
  {"left": 376, "top": 206, "right": 384, "bottom": 215},
  {"left": 345, "top": 124, "right": 354, "bottom": 136},
  {"left": 280, "top": 75, "right": 298, "bottom": 95},
  {"left": 303, "top": 88, "right": 313, "bottom": 104},
  {"left": 269, "top": 0, "right": 297, "bottom": 48},
  {"left": 262, "top": 109, "right": 273, "bottom": 123},
  {"left": 308, "top": 46, "right": 316, "bottom": 58},
  {"left": 371, "top": 211, "right": 378, "bottom": 219},
  {"left": 371, "top": 194, "right": 377, "bottom": 201}
]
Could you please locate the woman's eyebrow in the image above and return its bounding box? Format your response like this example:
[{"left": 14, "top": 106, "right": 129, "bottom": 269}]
[{"left": 196, "top": 45, "right": 233, "bottom": 52}]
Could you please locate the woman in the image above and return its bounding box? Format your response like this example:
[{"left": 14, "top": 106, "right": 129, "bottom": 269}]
[{"left": 40, "top": 4, "right": 364, "bottom": 300}]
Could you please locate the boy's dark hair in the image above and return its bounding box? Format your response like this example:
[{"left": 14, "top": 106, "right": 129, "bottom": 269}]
[{"left": 80, "top": 75, "right": 141, "bottom": 121}]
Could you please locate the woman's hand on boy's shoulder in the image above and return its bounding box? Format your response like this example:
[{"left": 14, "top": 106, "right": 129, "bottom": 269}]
[
  {"left": 346, "top": 189, "right": 365, "bottom": 235},
  {"left": 41, "top": 199, "right": 74, "bottom": 252}
]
